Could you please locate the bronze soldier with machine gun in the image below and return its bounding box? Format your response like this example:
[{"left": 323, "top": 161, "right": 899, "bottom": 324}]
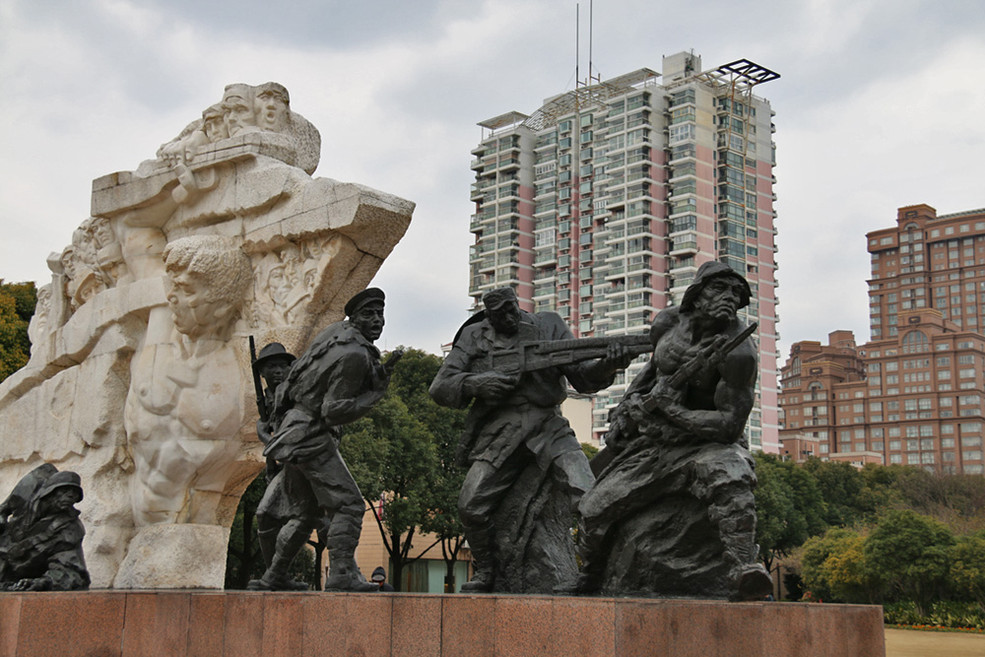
[{"left": 430, "top": 286, "right": 644, "bottom": 593}]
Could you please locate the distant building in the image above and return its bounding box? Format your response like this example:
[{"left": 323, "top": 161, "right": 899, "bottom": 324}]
[
  {"left": 468, "top": 52, "right": 780, "bottom": 451},
  {"left": 779, "top": 204, "right": 985, "bottom": 474}
]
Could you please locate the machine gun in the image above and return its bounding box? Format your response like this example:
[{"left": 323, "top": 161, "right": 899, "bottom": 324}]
[{"left": 472, "top": 333, "right": 653, "bottom": 376}]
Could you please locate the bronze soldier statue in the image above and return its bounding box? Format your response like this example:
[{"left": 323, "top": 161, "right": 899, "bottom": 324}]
[
  {"left": 430, "top": 287, "right": 635, "bottom": 593},
  {"left": 0, "top": 466, "right": 90, "bottom": 591},
  {"left": 249, "top": 288, "right": 400, "bottom": 591},
  {"left": 578, "top": 261, "right": 772, "bottom": 601}
]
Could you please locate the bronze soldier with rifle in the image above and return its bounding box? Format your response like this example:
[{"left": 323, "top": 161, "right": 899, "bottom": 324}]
[{"left": 577, "top": 261, "right": 771, "bottom": 601}]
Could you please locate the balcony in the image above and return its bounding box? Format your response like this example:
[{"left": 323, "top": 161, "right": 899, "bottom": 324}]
[
  {"left": 534, "top": 249, "right": 558, "bottom": 267},
  {"left": 670, "top": 238, "right": 699, "bottom": 257}
]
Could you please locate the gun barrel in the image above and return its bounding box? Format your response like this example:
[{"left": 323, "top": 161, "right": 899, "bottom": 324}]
[
  {"left": 249, "top": 336, "right": 268, "bottom": 422},
  {"left": 484, "top": 333, "right": 652, "bottom": 375},
  {"left": 665, "top": 322, "right": 758, "bottom": 389}
]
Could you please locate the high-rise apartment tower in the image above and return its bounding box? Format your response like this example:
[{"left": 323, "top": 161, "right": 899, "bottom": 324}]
[{"left": 468, "top": 52, "right": 780, "bottom": 450}]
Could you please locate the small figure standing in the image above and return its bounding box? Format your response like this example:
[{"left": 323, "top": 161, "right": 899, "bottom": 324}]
[
  {"left": 578, "top": 261, "right": 771, "bottom": 600},
  {"left": 249, "top": 288, "right": 401, "bottom": 591},
  {"left": 370, "top": 566, "right": 395, "bottom": 592},
  {"left": 0, "top": 467, "right": 90, "bottom": 591}
]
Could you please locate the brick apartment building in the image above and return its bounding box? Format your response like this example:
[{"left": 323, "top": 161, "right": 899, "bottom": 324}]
[{"left": 779, "top": 204, "right": 985, "bottom": 474}]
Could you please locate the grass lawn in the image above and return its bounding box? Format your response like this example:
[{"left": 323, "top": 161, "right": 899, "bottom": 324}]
[{"left": 885, "top": 627, "right": 985, "bottom": 657}]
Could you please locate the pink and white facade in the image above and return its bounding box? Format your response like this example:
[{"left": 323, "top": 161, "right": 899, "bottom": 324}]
[{"left": 468, "top": 52, "right": 780, "bottom": 451}]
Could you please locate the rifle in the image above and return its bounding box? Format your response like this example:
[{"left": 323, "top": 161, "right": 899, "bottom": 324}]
[
  {"left": 639, "top": 321, "right": 757, "bottom": 413},
  {"left": 591, "top": 322, "right": 757, "bottom": 475},
  {"left": 472, "top": 333, "right": 653, "bottom": 375},
  {"left": 249, "top": 336, "right": 268, "bottom": 423}
]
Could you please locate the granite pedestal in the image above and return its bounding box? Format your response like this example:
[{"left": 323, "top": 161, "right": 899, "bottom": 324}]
[{"left": 0, "top": 591, "right": 885, "bottom": 657}]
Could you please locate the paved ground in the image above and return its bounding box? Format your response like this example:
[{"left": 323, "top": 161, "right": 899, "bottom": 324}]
[{"left": 885, "top": 628, "right": 985, "bottom": 656}]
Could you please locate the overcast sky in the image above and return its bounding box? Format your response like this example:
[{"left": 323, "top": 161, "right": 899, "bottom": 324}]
[{"left": 1, "top": 0, "right": 983, "bottom": 359}]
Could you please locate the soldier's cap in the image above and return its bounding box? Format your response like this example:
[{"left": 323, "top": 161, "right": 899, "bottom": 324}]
[
  {"left": 36, "top": 470, "right": 83, "bottom": 503},
  {"left": 345, "top": 287, "right": 385, "bottom": 317},
  {"left": 482, "top": 287, "right": 518, "bottom": 310},
  {"left": 681, "top": 261, "right": 751, "bottom": 311},
  {"left": 252, "top": 342, "right": 296, "bottom": 374}
]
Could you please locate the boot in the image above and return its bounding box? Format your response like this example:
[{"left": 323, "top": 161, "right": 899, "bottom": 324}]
[
  {"left": 248, "top": 519, "right": 312, "bottom": 591},
  {"left": 323, "top": 513, "right": 376, "bottom": 592},
  {"left": 323, "top": 554, "right": 377, "bottom": 592},
  {"left": 460, "top": 527, "right": 495, "bottom": 593},
  {"left": 722, "top": 533, "right": 772, "bottom": 602},
  {"left": 553, "top": 571, "right": 601, "bottom": 596},
  {"left": 728, "top": 563, "right": 773, "bottom": 602}
]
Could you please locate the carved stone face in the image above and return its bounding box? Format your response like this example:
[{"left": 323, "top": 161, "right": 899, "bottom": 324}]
[
  {"left": 350, "top": 303, "right": 385, "bottom": 342},
  {"left": 487, "top": 300, "right": 521, "bottom": 336},
  {"left": 255, "top": 89, "right": 289, "bottom": 132},
  {"left": 203, "top": 114, "right": 228, "bottom": 142},
  {"left": 167, "top": 269, "right": 230, "bottom": 338},
  {"left": 267, "top": 265, "right": 290, "bottom": 306},
  {"left": 224, "top": 97, "right": 257, "bottom": 136},
  {"left": 92, "top": 219, "right": 115, "bottom": 249},
  {"left": 61, "top": 247, "right": 78, "bottom": 279},
  {"left": 693, "top": 276, "right": 744, "bottom": 323}
]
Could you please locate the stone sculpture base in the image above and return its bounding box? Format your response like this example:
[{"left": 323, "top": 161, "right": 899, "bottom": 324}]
[
  {"left": 0, "top": 591, "right": 885, "bottom": 657},
  {"left": 113, "top": 524, "right": 229, "bottom": 589}
]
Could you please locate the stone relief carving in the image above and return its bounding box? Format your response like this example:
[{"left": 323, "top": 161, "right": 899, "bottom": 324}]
[
  {"left": 252, "top": 234, "right": 340, "bottom": 328},
  {"left": 125, "top": 236, "right": 252, "bottom": 527},
  {"left": 0, "top": 82, "right": 413, "bottom": 588},
  {"left": 155, "top": 81, "right": 320, "bottom": 177}
]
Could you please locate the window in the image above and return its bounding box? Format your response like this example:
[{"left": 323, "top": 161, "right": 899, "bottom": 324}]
[
  {"left": 902, "top": 330, "right": 929, "bottom": 353},
  {"left": 669, "top": 124, "right": 695, "bottom": 144}
]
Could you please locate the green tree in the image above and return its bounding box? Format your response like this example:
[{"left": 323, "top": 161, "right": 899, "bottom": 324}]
[
  {"left": 0, "top": 280, "right": 37, "bottom": 381},
  {"left": 864, "top": 509, "right": 954, "bottom": 615},
  {"left": 580, "top": 442, "right": 599, "bottom": 461},
  {"left": 340, "top": 347, "right": 468, "bottom": 592},
  {"left": 754, "top": 453, "right": 827, "bottom": 571},
  {"left": 802, "top": 458, "right": 869, "bottom": 527},
  {"left": 387, "top": 348, "right": 468, "bottom": 592},
  {"left": 949, "top": 530, "right": 985, "bottom": 611},
  {"left": 822, "top": 531, "right": 883, "bottom": 603},
  {"left": 893, "top": 468, "right": 985, "bottom": 524},
  {"left": 801, "top": 527, "right": 880, "bottom": 603},
  {"left": 420, "top": 425, "right": 467, "bottom": 592},
  {"left": 342, "top": 394, "right": 436, "bottom": 590}
]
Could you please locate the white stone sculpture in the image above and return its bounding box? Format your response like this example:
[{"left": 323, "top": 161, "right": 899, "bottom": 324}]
[{"left": 0, "top": 82, "right": 413, "bottom": 588}]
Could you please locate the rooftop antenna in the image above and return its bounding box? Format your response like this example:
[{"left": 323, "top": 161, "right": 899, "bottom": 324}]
[
  {"left": 575, "top": 3, "right": 580, "bottom": 89},
  {"left": 588, "top": 0, "right": 595, "bottom": 84}
]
